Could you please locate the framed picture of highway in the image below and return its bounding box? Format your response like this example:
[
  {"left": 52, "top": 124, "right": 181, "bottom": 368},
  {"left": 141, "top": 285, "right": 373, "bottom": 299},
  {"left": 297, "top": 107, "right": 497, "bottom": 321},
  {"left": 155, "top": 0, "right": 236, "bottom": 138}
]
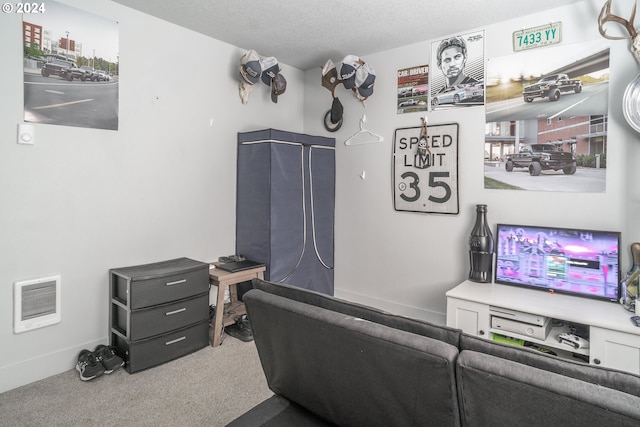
[
  {"left": 393, "top": 124, "right": 459, "bottom": 215},
  {"left": 23, "top": 1, "right": 119, "bottom": 130},
  {"left": 484, "top": 39, "right": 610, "bottom": 193}
]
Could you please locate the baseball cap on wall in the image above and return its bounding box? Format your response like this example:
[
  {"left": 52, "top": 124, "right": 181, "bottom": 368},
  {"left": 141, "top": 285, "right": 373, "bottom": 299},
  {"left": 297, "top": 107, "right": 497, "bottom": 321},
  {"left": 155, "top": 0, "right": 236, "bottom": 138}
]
[
  {"left": 271, "top": 73, "right": 287, "bottom": 103},
  {"left": 340, "top": 55, "right": 363, "bottom": 89},
  {"left": 321, "top": 59, "right": 339, "bottom": 93},
  {"left": 354, "top": 63, "right": 376, "bottom": 99},
  {"left": 330, "top": 96, "right": 343, "bottom": 124},
  {"left": 260, "top": 57, "right": 281, "bottom": 86},
  {"left": 239, "top": 50, "right": 261, "bottom": 85}
]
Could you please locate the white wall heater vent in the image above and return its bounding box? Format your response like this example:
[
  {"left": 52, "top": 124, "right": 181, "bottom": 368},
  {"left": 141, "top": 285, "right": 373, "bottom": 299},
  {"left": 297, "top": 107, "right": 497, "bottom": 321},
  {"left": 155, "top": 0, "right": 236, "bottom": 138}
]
[{"left": 14, "top": 275, "right": 61, "bottom": 333}]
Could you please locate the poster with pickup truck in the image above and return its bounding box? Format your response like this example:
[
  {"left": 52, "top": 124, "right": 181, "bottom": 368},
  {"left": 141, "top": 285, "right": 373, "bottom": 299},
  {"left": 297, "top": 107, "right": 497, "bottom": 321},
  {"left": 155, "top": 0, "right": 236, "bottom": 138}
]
[
  {"left": 522, "top": 74, "right": 582, "bottom": 103},
  {"left": 484, "top": 39, "right": 609, "bottom": 193}
]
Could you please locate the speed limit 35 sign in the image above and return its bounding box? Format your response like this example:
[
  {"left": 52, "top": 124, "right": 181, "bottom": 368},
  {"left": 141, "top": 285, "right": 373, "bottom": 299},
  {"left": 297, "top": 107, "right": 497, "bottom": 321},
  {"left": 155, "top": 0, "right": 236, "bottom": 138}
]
[{"left": 393, "top": 124, "right": 459, "bottom": 214}]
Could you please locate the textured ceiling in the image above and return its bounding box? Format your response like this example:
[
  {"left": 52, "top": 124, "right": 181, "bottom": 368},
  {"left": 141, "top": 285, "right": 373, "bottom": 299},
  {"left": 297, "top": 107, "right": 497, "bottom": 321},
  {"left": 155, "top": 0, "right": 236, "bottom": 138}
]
[{"left": 113, "top": 0, "right": 586, "bottom": 70}]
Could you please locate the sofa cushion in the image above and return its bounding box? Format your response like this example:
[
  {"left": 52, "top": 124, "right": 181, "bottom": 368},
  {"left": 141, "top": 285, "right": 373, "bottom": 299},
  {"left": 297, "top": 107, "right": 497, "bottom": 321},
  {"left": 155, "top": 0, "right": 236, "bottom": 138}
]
[
  {"left": 244, "top": 289, "right": 461, "bottom": 427},
  {"left": 252, "top": 278, "right": 461, "bottom": 346},
  {"left": 456, "top": 350, "right": 640, "bottom": 426},
  {"left": 226, "top": 395, "right": 335, "bottom": 427},
  {"left": 459, "top": 333, "right": 640, "bottom": 396}
]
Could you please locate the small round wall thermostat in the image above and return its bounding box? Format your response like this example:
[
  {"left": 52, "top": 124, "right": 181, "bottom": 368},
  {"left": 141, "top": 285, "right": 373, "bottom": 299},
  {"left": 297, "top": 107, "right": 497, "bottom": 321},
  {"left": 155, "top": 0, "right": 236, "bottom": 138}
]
[{"left": 17, "top": 123, "right": 35, "bottom": 145}]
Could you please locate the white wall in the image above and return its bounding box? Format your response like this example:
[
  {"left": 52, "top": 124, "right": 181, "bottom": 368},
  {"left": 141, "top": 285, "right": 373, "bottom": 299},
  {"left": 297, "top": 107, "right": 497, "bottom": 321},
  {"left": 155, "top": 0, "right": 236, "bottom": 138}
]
[
  {"left": 304, "top": 0, "right": 640, "bottom": 323},
  {"left": 2, "top": 0, "right": 639, "bottom": 394},
  {"left": 0, "top": 0, "right": 304, "bottom": 393}
]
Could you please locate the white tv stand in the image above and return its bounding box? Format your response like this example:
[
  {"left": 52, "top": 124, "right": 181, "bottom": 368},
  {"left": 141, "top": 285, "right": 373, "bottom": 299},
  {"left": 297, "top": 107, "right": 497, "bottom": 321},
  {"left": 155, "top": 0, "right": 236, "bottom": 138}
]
[{"left": 446, "top": 280, "right": 640, "bottom": 375}]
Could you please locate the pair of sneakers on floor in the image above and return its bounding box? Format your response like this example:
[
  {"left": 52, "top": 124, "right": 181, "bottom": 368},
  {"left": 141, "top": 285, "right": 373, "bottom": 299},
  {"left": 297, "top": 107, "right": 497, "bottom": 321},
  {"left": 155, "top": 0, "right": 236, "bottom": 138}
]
[
  {"left": 76, "top": 345, "right": 124, "bottom": 381},
  {"left": 225, "top": 314, "right": 254, "bottom": 342}
]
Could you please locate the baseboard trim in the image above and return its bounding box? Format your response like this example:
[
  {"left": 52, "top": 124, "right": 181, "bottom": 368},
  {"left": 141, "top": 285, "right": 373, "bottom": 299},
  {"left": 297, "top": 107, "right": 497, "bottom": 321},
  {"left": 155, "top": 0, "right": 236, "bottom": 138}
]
[
  {"left": 334, "top": 288, "right": 446, "bottom": 325},
  {"left": 0, "top": 338, "right": 106, "bottom": 394}
]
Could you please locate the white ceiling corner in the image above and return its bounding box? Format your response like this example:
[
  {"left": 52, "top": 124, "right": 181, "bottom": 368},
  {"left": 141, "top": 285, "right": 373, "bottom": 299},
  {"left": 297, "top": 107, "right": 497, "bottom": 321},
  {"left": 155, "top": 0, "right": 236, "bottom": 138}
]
[{"left": 113, "top": 0, "right": 587, "bottom": 70}]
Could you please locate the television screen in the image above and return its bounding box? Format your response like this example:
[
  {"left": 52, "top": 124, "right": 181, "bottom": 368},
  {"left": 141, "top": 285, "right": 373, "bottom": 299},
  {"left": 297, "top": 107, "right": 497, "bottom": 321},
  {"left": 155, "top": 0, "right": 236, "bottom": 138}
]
[{"left": 494, "top": 224, "right": 620, "bottom": 302}]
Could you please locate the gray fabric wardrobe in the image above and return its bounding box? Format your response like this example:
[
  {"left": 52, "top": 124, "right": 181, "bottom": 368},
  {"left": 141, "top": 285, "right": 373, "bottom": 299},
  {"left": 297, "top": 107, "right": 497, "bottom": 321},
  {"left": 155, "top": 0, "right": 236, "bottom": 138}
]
[{"left": 236, "top": 129, "right": 335, "bottom": 295}]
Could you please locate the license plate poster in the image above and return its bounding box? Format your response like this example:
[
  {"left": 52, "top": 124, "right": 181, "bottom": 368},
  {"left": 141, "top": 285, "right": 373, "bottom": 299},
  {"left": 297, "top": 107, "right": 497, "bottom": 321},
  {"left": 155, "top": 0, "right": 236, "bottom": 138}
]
[{"left": 393, "top": 124, "right": 459, "bottom": 214}]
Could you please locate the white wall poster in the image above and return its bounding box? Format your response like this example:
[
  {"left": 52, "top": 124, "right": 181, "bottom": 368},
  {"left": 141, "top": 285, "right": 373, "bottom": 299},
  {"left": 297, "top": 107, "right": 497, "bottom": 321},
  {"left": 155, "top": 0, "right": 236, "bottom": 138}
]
[
  {"left": 484, "top": 39, "right": 610, "bottom": 192},
  {"left": 430, "top": 30, "right": 485, "bottom": 110},
  {"left": 23, "top": 0, "right": 119, "bottom": 130},
  {"left": 397, "top": 65, "right": 428, "bottom": 114}
]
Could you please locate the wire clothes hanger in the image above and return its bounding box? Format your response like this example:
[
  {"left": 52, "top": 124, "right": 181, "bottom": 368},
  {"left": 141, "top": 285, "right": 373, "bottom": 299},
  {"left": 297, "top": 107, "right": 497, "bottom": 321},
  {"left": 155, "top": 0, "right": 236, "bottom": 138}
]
[{"left": 344, "top": 104, "right": 384, "bottom": 146}]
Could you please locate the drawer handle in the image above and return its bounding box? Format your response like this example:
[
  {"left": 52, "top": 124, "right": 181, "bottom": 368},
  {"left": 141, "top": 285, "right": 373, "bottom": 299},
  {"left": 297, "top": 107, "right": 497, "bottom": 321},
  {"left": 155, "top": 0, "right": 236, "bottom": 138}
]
[
  {"left": 165, "top": 336, "right": 186, "bottom": 346},
  {"left": 165, "top": 308, "right": 187, "bottom": 316},
  {"left": 166, "top": 279, "right": 187, "bottom": 286}
]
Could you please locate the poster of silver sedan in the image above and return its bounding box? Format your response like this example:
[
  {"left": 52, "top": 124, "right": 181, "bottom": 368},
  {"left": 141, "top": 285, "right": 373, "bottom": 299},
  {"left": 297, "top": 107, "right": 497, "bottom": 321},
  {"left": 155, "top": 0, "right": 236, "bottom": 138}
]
[{"left": 23, "top": 1, "right": 119, "bottom": 130}]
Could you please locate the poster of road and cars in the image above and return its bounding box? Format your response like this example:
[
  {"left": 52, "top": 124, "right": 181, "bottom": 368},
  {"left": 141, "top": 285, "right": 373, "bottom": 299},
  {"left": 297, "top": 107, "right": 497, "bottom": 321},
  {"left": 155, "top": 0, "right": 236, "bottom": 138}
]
[
  {"left": 23, "top": 0, "right": 119, "bottom": 130},
  {"left": 395, "top": 25, "right": 611, "bottom": 212},
  {"left": 484, "top": 38, "right": 610, "bottom": 193},
  {"left": 397, "top": 65, "right": 429, "bottom": 114}
]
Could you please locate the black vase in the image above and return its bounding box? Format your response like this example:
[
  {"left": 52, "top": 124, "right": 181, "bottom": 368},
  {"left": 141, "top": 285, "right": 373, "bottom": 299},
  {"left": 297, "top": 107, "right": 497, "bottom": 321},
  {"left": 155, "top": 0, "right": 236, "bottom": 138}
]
[
  {"left": 469, "top": 204, "right": 494, "bottom": 283},
  {"left": 630, "top": 242, "right": 640, "bottom": 273}
]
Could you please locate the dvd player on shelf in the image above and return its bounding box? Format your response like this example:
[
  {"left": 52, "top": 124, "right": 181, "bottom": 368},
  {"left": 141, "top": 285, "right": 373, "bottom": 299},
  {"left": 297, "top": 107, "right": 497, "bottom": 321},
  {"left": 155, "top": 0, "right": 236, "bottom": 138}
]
[
  {"left": 489, "top": 306, "right": 547, "bottom": 326},
  {"left": 491, "top": 315, "right": 552, "bottom": 340}
]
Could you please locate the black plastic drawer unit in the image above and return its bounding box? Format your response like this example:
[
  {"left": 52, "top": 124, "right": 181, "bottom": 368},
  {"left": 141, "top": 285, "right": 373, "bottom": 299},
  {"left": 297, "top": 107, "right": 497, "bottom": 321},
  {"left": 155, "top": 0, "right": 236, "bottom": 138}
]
[{"left": 109, "top": 258, "right": 210, "bottom": 373}]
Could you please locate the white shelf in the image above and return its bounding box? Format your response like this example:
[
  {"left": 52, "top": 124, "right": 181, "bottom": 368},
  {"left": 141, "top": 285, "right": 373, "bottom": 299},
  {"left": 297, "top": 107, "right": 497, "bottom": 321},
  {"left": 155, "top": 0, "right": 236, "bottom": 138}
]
[
  {"left": 489, "top": 324, "right": 589, "bottom": 357},
  {"left": 447, "top": 280, "right": 640, "bottom": 374},
  {"left": 447, "top": 280, "right": 640, "bottom": 336}
]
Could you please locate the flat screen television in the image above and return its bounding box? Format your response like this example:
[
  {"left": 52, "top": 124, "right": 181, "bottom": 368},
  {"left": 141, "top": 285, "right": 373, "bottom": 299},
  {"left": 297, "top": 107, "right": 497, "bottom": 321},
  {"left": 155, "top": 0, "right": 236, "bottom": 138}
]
[{"left": 494, "top": 223, "right": 621, "bottom": 302}]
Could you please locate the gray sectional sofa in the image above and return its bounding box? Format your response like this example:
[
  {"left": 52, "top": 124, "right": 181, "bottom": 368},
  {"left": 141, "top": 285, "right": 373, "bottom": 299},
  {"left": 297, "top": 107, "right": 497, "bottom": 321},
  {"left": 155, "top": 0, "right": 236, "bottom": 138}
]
[{"left": 227, "top": 279, "right": 640, "bottom": 427}]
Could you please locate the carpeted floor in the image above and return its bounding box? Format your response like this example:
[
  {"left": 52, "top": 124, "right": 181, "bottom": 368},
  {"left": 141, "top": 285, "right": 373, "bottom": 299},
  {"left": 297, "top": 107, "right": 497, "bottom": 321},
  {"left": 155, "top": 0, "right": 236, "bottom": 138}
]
[{"left": 0, "top": 336, "right": 272, "bottom": 427}]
